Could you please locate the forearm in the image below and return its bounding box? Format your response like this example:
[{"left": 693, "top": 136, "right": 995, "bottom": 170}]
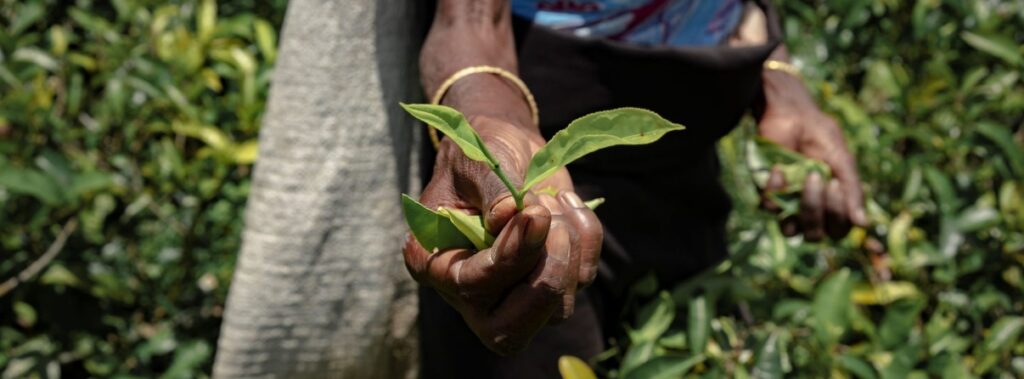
[{"left": 420, "top": 0, "right": 536, "bottom": 131}]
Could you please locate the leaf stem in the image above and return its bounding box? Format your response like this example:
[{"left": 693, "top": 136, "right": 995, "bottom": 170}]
[{"left": 492, "top": 163, "right": 524, "bottom": 210}]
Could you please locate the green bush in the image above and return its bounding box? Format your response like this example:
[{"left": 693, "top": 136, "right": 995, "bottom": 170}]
[
  {"left": 609, "top": 1, "right": 1024, "bottom": 378},
  {"left": 0, "top": 0, "right": 284, "bottom": 377}
]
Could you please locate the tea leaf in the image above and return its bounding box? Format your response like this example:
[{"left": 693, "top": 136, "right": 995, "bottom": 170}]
[
  {"left": 522, "top": 108, "right": 684, "bottom": 192},
  {"left": 812, "top": 268, "right": 852, "bottom": 345},
  {"left": 961, "top": 31, "right": 1023, "bottom": 66},
  {"left": 622, "top": 354, "right": 704, "bottom": 379},
  {"left": 401, "top": 194, "right": 473, "bottom": 252},
  {"left": 584, "top": 197, "right": 605, "bottom": 210},
  {"left": 631, "top": 291, "right": 675, "bottom": 343},
  {"left": 437, "top": 207, "right": 493, "bottom": 250},
  {"left": 557, "top": 356, "right": 597, "bottom": 379},
  {"left": 400, "top": 103, "right": 495, "bottom": 165},
  {"left": 688, "top": 295, "right": 710, "bottom": 353}
]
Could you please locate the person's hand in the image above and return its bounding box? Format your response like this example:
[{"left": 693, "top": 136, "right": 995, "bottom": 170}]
[
  {"left": 758, "top": 71, "right": 867, "bottom": 241},
  {"left": 402, "top": 115, "right": 603, "bottom": 355}
]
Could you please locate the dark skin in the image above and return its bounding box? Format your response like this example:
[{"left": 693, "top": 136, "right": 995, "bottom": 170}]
[{"left": 404, "top": 0, "right": 866, "bottom": 355}]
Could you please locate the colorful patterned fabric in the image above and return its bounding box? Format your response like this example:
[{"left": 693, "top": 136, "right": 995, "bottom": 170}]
[{"left": 512, "top": 0, "right": 743, "bottom": 46}]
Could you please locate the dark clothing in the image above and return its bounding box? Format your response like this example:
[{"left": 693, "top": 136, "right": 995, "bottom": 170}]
[{"left": 419, "top": 1, "right": 782, "bottom": 377}]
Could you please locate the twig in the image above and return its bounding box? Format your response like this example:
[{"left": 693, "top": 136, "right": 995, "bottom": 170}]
[{"left": 0, "top": 219, "right": 78, "bottom": 298}]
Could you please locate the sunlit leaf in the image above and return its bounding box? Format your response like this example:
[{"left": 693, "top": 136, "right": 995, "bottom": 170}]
[
  {"left": 401, "top": 194, "right": 473, "bottom": 252},
  {"left": 523, "top": 108, "right": 684, "bottom": 192}
]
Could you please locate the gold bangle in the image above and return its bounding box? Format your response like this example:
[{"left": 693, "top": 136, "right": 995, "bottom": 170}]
[
  {"left": 428, "top": 65, "right": 540, "bottom": 149},
  {"left": 763, "top": 59, "right": 802, "bottom": 79}
]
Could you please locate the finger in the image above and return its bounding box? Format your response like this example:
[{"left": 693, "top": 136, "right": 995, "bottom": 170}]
[
  {"left": 558, "top": 192, "right": 602, "bottom": 288},
  {"left": 402, "top": 232, "right": 474, "bottom": 295},
  {"left": 452, "top": 205, "right": 551, "bottom": 307},
  {"left": 822, "top": 141, "right": 867, "bottom": 227},
  {"left": 548, "top": 218, "right": 580, "bottom": 323},
  {"left": 483, "top": 192, "right": 540, "bottom": 236},
  {"left": 799, "top": 172, "right": 826, "bottom": 242},
  {"left": 761, "top": 166, "right": 787, "bottom": 213},
  {"left": 824, "top": 178, "right": 851, "bottom": 239},
  {"left": 476, "top": 221, "right": 574, "bottom": 355}
]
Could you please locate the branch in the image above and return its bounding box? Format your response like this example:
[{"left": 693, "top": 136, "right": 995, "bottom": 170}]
[{"left": 0, "top": 219, "right": 78, "bottom": 298}]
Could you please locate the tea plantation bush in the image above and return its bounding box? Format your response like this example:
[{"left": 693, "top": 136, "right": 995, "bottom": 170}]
[
  {"left": 1, "top": 0, "right": 284, "bottom": 377},
  {"left": 1, "top": 0, "right": 1021, "bottom": 378}
]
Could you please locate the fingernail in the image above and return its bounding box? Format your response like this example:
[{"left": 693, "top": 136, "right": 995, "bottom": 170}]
[
  {"left": 523, "top": 211, "right": 547, "bottom": 248},
  {"left": 853, "top": 208, "right": 868, "bottom": 226},
  {"left": 561, "top": 192, "right": 585, "bottom": 208}
]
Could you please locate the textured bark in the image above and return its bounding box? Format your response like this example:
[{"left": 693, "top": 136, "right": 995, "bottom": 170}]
[{"left": 213, "top": 0, "right": 424, "bottom": 377}]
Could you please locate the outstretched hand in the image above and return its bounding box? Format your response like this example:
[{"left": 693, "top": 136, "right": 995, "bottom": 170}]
[
  {"left": 402, "top": 115, "right": 603, "bottom": 355},
  {"left": 758, "top": 69, "right": 867, "bottom": 240}
]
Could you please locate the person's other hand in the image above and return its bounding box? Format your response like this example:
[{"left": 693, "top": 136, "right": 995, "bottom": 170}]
[
  {"left": 402, "top": 115, "right": 603, "bottom": 355},
  {"left": 758, "top": 71, "right": 867, "bottom": 241}
]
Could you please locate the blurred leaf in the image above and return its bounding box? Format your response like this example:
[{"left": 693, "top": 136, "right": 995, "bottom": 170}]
[
  {"left": 976, "top": 121, "right": 1024, "bottom": 178},
  {"left": 13, "top": 302, "right": 37, "bottom": 328},
  {"left": 982, "top": 316, "right": 1023, "bottom": 352},
  {"left": 840, "top": 354, "right": 878, "bottom": 379},
  {"left": 8, "top": 2, "right": 45, "bottom": 35},
  {"left": 622, "top": 354, "right": 704, "bottom": 379},
  {"left": 632, "top": 291, "right": 675, "bottom": 343},
  {"left": 197, "top": 0, "right": 216, "bottom": 42},
  {"left": 230, "top": 140, "right": 259, "bottom": 164},
  {"left": 0, "top": 168, "right": 63, "bottom": 205},
  {"left": 558, "top": 356, "right": 597, "bottom": 379},
  {"left": 687, "top": 295, "right": 709, "bottom": 353},
  {"left": 812, "top": 269, "right": 853, "bottom": 345},
  {"left": 40, "top": 264, "right": 82, "bottom": 288},
  {"left": 254, "top": 19, "right": 278, "bottom": 62},
  {"left": 12, "top": 48, "right": 59, "bottom": 71},
  {"left": 158, "top": 341, "right": 210, "bottom": 379},
  {"left": 752, "top": 332, "right": 784, "bottom": 378},
  {"left": 961, "top": 31, "right": 1023, "bottom": 66},
  {"left": 852, "top": 281, "right": 919, "bottom": 305}
]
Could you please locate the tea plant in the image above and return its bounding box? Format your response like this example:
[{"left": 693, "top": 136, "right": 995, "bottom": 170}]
[{"left": 400, "top": 103, "right": 684, "bottom": 251}]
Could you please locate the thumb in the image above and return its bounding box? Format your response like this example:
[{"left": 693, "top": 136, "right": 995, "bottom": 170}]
[{"left": 484, "top": 191, "right": 540, "bottom": 237}]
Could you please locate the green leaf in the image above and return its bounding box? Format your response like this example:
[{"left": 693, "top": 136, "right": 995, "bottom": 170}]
[
  {"left": 401, "top": 194, "right": 473, "bottom": 252},
  {"left": 254, "top": 19, "right": 278, "bottom": 62},
  {"left": 622, "top": 354, "right": 704, "bottom": 379},
  {"left": 812, "top": 268, "right": 853, "bottom": 345},
  {"left": 557, "top": 356, "right": 597, "bottom": 379},
  {"left": 752, "top": 332, "right": 784, "bottom": 378},
  {"left": 976, "top": 121, "right": 1024, "bottom": 178},
  {"left": 961, "top": 31, "right": 1023, "bottom": 66},
  {"left": 437, "top": 207, "right": 494, "bottom": 250},
  {"left": 632, "top": 291, "right": 675, "bottom": 343},
  {"left": 982, "top": 316, "right": 1023, "bottom": 352},
  {"left": 400, "top": 103, "right": 494, "bottom": 164},
  {"left": 173, "top": 123, "right": 232, "bottom": 150},
  {"left": 840, "top": 354, "right": 878, "bottom": 379},
  {"left": 0, "top": 167, "right": 63, "bottom": 205},
  {"left": 158, "top": 341, "right": 211, "bottom": 379},
  {"left": 230, "top": 140, "right": 259, "bottom": 165},
  {"left": 197, "top": 0, "right": 216, "bottom": 42},
  {"left": 620, "top": 341, "right": 657, "bottom": 376},
  {"left": 12, "top": 48, "right": 59, "bottom": 72},
  {"left": 523, "top": 108, "right": 684, "bottom": 192},
  {"left": 688, "top": 295, "right": 710, "bottom": 354},
  {"left": 13, "top": 302, "right": 37, "bottom": 328},
  {"left": 583, "top": 197, "right": 605, "bottom": 210}
]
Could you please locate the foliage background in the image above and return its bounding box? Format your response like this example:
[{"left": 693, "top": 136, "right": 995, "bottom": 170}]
[{"left": 0, "top": 0, "right": 1021, "bottom": 378}]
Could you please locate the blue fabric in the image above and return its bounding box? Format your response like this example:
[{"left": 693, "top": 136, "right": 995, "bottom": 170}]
[{"left": 512, "top": 0, "right": 743, "bottom": 46}]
